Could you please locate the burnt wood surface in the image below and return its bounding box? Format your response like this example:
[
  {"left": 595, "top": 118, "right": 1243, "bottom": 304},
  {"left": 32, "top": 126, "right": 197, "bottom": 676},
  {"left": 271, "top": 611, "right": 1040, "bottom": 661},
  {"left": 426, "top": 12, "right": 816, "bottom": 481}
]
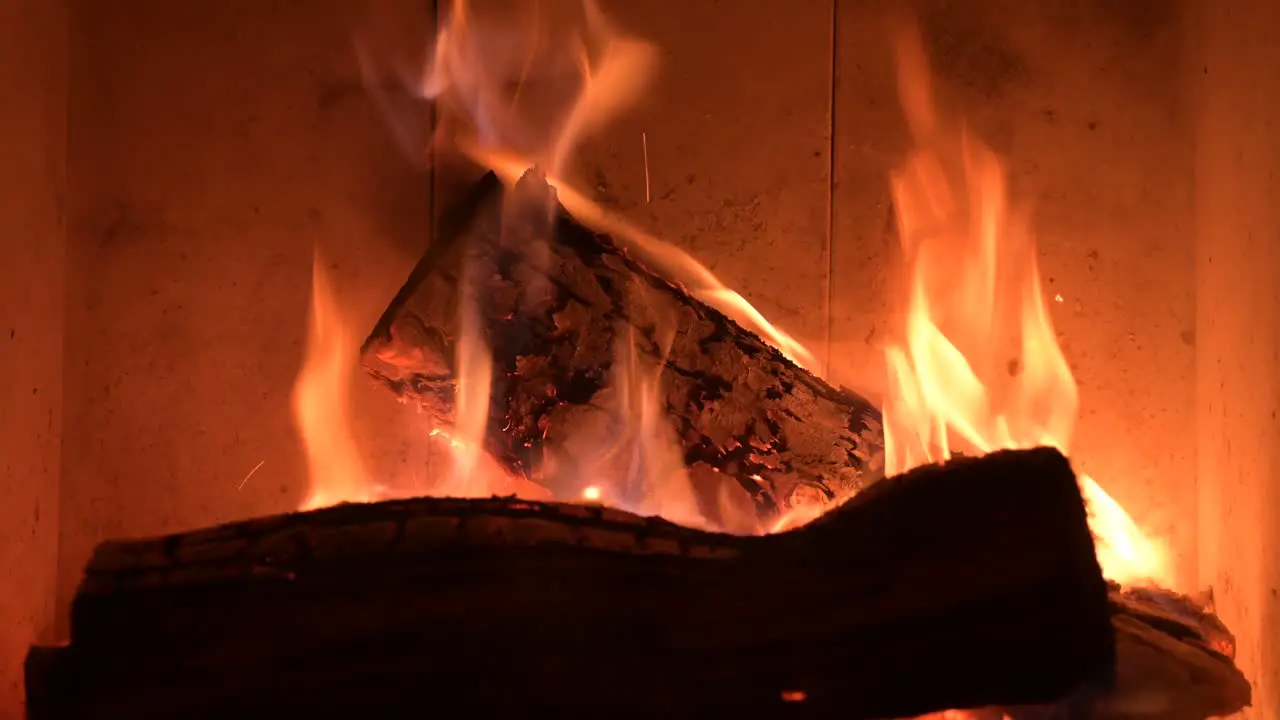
[
  {"left": 28, "top": 448, "right": 1115, "bottom": 719},
  {"left": 361, "top": 170, "right": 884, "bottom": 524},
  {"left": 1090, "top": 584, "right": 1251, "bottom": 718},
  {"left": 937, "top": 584, "right": 1252, "bottom": 720}
]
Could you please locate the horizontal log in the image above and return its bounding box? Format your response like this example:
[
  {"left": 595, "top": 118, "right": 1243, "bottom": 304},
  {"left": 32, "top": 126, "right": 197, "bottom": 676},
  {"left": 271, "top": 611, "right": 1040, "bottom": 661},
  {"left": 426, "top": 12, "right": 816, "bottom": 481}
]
[
  {"left": 1088, "top": 583, "right": 1251, "bottom": 718},
  {"left": 28, "top": 447, "right": 1111, "bottom": 719},
  {"left": 361, "top": 170, "right": 885, "bottom": 526}
]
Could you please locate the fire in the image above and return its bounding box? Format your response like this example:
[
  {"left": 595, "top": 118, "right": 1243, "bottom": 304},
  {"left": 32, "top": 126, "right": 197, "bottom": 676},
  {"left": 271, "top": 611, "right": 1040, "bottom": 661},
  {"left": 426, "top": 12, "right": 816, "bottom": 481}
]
[
  {"left": 464, "top": 143, "right": 820, "bottom": 371},
  {"left": 295, "top": 2, "right": 1172, "bottom": 596},
  {"left": 880, "top": 26, "right": 1170, "bottom": 586},
  {"left": 348, "top": 0, "right": 814, "bottom": 513},
  {"left": 292, "top": 254, "right": 376, "bottom": 509},
  {"left": 916, "top": 707, "right": 1013, "bottom": 712},
  {"left": 363, "top": 0, "right": 817, "bottom": 369}
]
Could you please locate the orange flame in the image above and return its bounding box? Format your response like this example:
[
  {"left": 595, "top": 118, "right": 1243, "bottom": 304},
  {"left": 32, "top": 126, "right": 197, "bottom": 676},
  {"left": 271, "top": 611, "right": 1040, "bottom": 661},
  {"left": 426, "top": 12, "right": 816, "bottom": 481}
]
[
  {"left": 292, "top": 254, "right": 377, "bottom": 509},
  {"left": 299, "top": 4, "right": 1175, "bottom": 599},
  {"left": 355, "top": 0, "right": 816, "bottom": 510},
  {"left": 544, "top": 324, "right": 705, "bottom": 524},
  {"left": 291, "top": 254, "right": 547, "bottom": 508},
  {"left": 881, "top": 26, "right": 1170, "bottom": 586},
  {"left": 416, "top": 0, "right": 657, "bottom": 179},
  {"left": 464, "top": 144, "right": 820, "bottom": 372},
  {"left": 400, "top": 0, "right": 818, "bottom": 370}
]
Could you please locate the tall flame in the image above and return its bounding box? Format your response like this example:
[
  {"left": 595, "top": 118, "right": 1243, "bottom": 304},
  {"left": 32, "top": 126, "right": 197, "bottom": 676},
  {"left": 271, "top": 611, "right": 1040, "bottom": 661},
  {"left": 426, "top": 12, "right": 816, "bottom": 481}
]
[
  {"left": 550, "top": 324, "right": 711, "bottom": 527},
  {"left": 346, "top": 0, "right": 815, "bottom": 511},
  {"left": 882, "top": 26, "right": 1170, "bottom": 586},
  {"left": 292, "top": 254, "right": 375, "bottom": 509},
  {"left": 296, "top": 4, "right": 1176, "bottom": 598},
  {"left": 364, "top": 0, "right": 817, "bottom": 368}
]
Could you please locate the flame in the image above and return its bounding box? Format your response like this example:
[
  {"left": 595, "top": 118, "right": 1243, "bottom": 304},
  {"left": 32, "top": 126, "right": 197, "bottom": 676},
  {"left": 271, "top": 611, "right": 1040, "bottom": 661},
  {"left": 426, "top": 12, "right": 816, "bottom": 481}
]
[
  {"left": 881, "top": 25, "right": 1170, "bottom": 586},
  {"left": 441, "top": 268, "right": 495, "bottom": 497},
  {"left": 292, "top": 254, "right": 377, "bottom": 509},
  {"left": 351, "top": 0, "right": 816, "bottom": 511},
  {"left": 367, "top": 0, "right": 817, "bottom": 370},
  {"left": 465, "top": 143, "right": 820, "bottom": 371},
  {"left": 542, "top": 323, "right": 747, "bottom": 531},
  {"left": 412, "top": 0, "right": 657, "bottom": 179},
  {"left": 291, "top": 252, "right": 549, "bottom": 508},
  {"left": 312, "top": 4, "right": 1172, "bottom": 600}
]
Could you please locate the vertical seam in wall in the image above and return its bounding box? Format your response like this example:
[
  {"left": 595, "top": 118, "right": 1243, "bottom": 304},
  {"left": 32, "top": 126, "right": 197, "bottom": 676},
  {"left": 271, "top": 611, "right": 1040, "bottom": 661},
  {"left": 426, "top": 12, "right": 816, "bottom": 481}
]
[
  {"left": 429, "top": 0, "right": 439, "bottom": 247},
  {"left": 55, "top": 0, "right": 75, "bottom": 643},
  {"left": 824, "top": 0, "right": 839, "bottom": 377},
  {"left": 428, "top": 0, "right": 440, "bottom": 478},
  {"left": 430, "top": 0, "right": 440, "bottom": 231}
]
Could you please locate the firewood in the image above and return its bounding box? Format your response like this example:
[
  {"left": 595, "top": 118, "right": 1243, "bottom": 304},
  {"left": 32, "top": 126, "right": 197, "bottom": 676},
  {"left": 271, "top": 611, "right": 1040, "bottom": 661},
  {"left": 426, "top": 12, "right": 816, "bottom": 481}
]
[
  {"left": 27, "top": 448, "right": 1113, "bottom": 719},
  {"left": 1087, "top": 584, "right": 1251, "bottom": 718},
  {"left": 361, "top": 169, "right": 885, "bottom": 524},
  {"left": 985, "top": 584, "right": 1252, "bottom": 719}
]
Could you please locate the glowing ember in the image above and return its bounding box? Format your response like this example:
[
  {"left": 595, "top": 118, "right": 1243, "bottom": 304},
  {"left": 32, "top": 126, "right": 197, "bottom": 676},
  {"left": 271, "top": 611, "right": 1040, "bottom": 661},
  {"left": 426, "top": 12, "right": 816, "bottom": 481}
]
[{"left": 581, "top": 485, "right": 601, "bottom": 502}]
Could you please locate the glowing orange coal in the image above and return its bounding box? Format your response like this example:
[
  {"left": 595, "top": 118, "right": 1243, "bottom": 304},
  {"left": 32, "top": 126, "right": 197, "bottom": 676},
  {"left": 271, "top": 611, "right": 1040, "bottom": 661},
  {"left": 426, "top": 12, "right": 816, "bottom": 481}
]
[{"left": 293, "top": 1, "right": 1172, "bottom": 593}]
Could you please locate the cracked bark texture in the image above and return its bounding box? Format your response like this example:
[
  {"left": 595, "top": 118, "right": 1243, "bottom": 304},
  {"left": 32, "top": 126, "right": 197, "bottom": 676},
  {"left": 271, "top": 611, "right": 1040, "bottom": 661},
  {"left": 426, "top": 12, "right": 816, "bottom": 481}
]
[{"left": 362, "top": 170, "right": 884, "bottom": 525}]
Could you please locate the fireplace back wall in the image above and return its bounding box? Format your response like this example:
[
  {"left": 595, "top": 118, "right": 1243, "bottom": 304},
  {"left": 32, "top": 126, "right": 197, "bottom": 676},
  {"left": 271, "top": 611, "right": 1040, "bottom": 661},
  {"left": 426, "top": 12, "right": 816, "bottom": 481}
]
[
  {"left": 41, "top": 0, "right": 1266, "bottom": 714},
  {"left": 1, "top": 0, "right": 65, "bottom": 713}
]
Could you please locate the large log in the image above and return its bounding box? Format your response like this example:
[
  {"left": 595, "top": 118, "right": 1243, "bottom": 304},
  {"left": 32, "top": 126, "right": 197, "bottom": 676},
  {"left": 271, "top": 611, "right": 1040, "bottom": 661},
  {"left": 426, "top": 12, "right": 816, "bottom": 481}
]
[
  {"left": 28, "top": 448, "right": 1114, "bottom": 719},
  {"left": 361, "top": 170, "right": 885, "bottom": 525}
]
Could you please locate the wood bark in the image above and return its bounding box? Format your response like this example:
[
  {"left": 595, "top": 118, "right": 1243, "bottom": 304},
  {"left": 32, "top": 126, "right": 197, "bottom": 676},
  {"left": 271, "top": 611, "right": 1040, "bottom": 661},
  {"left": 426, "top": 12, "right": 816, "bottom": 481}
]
[
  {"left": 28, "top": 448, "right": 1116, "bottom": 719},
  {"left": 361, "top": 170, "right": 884, "bottom": 524}
]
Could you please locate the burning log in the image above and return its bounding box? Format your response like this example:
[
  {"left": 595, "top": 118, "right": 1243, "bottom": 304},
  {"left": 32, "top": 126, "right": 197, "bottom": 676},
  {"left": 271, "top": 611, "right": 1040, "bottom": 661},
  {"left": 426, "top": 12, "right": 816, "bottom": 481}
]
[
  {"left": 28, "top": 448, "right": 1116, "bottom": 719},
  {"left": 361, "top": 170, "right": 884, "bottom": 521}
]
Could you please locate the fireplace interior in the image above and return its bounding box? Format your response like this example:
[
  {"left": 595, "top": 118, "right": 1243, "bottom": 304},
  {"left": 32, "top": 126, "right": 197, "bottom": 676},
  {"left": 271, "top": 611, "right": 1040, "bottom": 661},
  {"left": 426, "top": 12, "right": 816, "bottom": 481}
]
[{"left": 1, "top": 0, "right": 1277, "bottom": 717}]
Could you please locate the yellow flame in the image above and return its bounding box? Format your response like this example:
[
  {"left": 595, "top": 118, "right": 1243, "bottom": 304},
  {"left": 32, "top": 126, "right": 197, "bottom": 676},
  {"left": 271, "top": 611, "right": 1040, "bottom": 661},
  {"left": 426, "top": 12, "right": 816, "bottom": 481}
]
[
  {"left": 356, "top": 0, "right": 815, "bottom": 515},
  {"left": 881, "top": 25, "right": 1170, "bottom": 586},
  {"left": 466, "top": 144, "right": 820, "bottom": 372},
  {"left": 404, "top": 0, "right": 816, "bottom": 370},
  {"left": 418, "top": 0, "right": 657, "bottom": 179},
  {"left": 442, "top": 273, "right": 495, "bottom": 497},
  {"left": 292, "top": 254, "right": 376, "bottom": 509},
  {"left": 916, "top": 707, "right": 1013, "bottom": 712},
  {"left": 310, "top": 4, "right": 1172, "bottom": 601}
]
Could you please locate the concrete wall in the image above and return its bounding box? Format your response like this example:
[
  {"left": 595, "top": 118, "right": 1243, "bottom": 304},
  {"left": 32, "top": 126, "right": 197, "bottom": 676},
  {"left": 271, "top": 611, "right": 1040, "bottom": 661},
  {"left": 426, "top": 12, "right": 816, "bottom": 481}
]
[
  {"left": 1194, "top": 1, "right": 1280, "bottom": 716},
  {"left": 0, "top": 0, "right": 65, "bottom": 713},
  {"left": 60, "top": 0, "right": 435, "bottom": 619},
  {"left": 575, "top": 1, "right": 834, "bottom": 355}
]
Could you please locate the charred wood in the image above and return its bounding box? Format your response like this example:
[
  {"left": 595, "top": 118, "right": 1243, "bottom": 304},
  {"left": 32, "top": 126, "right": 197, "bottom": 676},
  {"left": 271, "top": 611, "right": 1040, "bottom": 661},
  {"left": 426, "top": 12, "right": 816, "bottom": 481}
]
[
  {"left": 28, "top": 448, "right": 1112, "bottom": 719},
  {"left": 361, "top": 170, "right": 884, "bottom": 524},
  {"left": 957, "top": 584, "right": 1252, "bottom": 719}
]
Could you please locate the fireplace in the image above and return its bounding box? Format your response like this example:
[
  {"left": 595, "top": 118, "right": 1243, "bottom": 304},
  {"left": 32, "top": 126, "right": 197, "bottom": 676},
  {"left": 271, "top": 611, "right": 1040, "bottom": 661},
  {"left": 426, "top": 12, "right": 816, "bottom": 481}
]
[{"left": 1, "top": 0, "right": 1277, "bottom": 717}]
